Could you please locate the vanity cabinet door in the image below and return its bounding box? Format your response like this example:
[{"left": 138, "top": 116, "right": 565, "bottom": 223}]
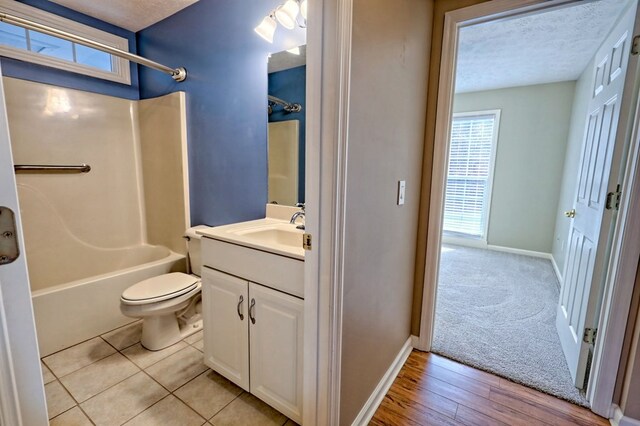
[
  {"left": 202, "top": 267, "right": 249, "bottom": 391},
  {"left": 248, "top": 282, "right": 304, "bottom": 423}
]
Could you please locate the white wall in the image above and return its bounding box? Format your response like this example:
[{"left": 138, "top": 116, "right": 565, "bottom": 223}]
[
  {"left": 551, "top": 58, "right": 596, "bottom": 275},
  {"left": 453, "top": 81, "right": 576, "bottom": 253}
]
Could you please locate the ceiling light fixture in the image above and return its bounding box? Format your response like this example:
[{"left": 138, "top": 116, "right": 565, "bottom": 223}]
[
  {"left": 254, "top": 13, "right": 277, "bottom": 43},
  {"left": 275, "top": 0, "right": 299, "bottom": 30},
  {"left": 255, "top": 0, "right": 306, "bottom": 43},
  {"left": 300, "top": 0, "right": 307, "bottom": 20}
]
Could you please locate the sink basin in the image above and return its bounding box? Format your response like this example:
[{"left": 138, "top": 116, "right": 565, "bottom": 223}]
[
  {"left": 197, "top": 219, "right": 305, "bottom": 259},
  {"left": 235, "top": 226, "right": 302, "bottom": 248}
]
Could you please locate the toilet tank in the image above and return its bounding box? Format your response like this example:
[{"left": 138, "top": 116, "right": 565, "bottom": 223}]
[{"left": 184, "top": 226, "right": 208, "bottom": 277}]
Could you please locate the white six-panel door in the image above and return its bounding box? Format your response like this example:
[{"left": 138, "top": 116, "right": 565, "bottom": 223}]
[
  {"left": 202, "top": 267, "right": 250, "bottom": 390},
  {"left": 556, "top": 3, "right": 636, "bottom": 388}
]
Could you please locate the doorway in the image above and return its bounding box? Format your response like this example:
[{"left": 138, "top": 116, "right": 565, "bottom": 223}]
[{"left": 430, "top": 0, "right": 637, "bottom": 407}]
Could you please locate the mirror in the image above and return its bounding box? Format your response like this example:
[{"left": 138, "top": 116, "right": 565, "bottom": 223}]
[{"left": 267, "top": 45, "right": 306, "bottom": 206}]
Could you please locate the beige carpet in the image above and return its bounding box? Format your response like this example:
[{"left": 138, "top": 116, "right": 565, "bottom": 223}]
[{"left": 432, "top": 244, "right": 588, "bottom": 406}]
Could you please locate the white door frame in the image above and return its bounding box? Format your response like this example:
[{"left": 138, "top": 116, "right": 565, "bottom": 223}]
[
  {"left": 303, "top": 0, "right": 353, "bottom": 424},
  {"left": 587, "top": 54, "right": 640, "bottom": 416},
  {"left": 0, "top": 65, "right": 48, "bottom": 425},
  {"left": 0, "top": 0, "right": 357, "bottom": 424},
  {"left": 0, "top": 1, "right": 357, "bottom": 425},
  {"left": 0, "top": 286, "right": 22, "bottom": 426},
  {"left": 416, "top": 0, "right": 640, "bottom": 419}
]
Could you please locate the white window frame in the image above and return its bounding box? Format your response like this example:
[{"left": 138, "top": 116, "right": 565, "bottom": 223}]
[
  {"left": 0, "top": 0, "right": 131, "bottom": 85},
  {"left": 443, "top": 109, "right": 500, "bottom": 244}
]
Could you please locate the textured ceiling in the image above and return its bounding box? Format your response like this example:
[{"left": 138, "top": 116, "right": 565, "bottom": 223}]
[
  {"left": 455, "top": 0, "right": 631, "bottom": 93},
  {"left": 49, "top": 0, "right": 199, "bottom": 32}
]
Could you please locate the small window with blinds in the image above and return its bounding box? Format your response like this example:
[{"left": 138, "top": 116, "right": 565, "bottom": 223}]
[
  {"left": 0, "top": 1, "right": 130, "bottom": 84},
  {"left": 443, "top": 111, "right": 500, "bottom": 239}
]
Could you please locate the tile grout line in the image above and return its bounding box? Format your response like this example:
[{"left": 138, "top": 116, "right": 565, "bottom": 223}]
[
  {"left": 49, "top": 404, "right": 98, "bottom": 426},
  {"left": 73, "top": 366, "right": 143, "bottom": 407},
  {"left": 56, "top": 350, "right": 143, "bottom": 405},
  {"left": 170, "top": 369, "right": 211, "bottom": 404},
  {"left": 206, "top": 391, "right": 247, "bottom": 422},
  {"left": 43, "top": 325, "right": 294, "bottom": 425},
  {"left": 75, "top": 402, "right": 97, "bottom": 426},
  {"left": 102, "top": 334, "right": 142, "bottom": 353},
  {"left": 43, "top": 329, "right": 134, "bottom": 382},
  {"left": 120, "top": 340, "right": 194, "bottom": 370},
  {"left": 42, "top": 345, "right": 114, "bottom": 381},
  {"left": 49, "top": 328, "right": 145, "bottom": 423},
  {"left": 140, "top": 344, "right": 202, "bottom": 381},
  {"left": 119, "top": 394, "right": 207, "bottom": 426},
  {"left": 132, "top": 360, "right": 213, "bottom": 424},
  {"left": 42, "top": 334, "right": 112, "bottom": 359},
  {"left": 140, "top": 367, "right": 174, "bottom": 394}
]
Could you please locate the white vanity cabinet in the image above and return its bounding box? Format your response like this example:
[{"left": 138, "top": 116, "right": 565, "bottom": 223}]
[
  {"left": 249, "top": 282, "right": 304, "bottom": 421},
  {"left": 201, "top": 268, "right": 249, "bottom": 390},
  {"left": 202, "top": 267, "right": 304, "bottom": 423}
]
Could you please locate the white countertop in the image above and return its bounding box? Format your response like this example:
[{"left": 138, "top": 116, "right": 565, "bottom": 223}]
[{"left": 197, "top": 217, "right": 305, "bottom": 260}]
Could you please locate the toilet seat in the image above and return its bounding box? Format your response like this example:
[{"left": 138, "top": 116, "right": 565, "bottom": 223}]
[{"left": 121, "top": 272, "right": 199, "bottom": 305}]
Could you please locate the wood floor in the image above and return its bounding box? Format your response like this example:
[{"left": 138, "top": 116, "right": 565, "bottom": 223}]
[{"left": 370, "top": 351, "right": 609, "bottom": 426}]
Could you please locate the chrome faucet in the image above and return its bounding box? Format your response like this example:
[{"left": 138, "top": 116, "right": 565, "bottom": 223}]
[{"left": 290, "top": 203, "right": 305, "bottom": 230}]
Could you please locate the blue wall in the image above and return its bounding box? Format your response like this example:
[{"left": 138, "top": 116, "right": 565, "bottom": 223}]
[
  {"left": 2, "top": 0, "right": 139, "bottom": 100},
  {"left": 137, "top": 0, "right": 305, "bottom": 226},
  {"left": 3, "top": 0, "right": 306, "bottom": 226},
  {"left": 268, "top": 65, "right": 306, "bottom": 203}
]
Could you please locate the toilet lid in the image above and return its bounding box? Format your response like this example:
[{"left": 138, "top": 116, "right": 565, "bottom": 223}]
[{"left": 122, "top": 272, "right": 199, "bottom": 303}]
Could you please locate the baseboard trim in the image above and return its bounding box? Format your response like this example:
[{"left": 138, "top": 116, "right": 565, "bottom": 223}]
[
  {"left": 351, "top": 337, "right": 413, "bottom": 425},
  {"left": 442, "top": 235, "right": 487, "bottom": 249},
  {"left": 612, "top": 405, "right": 640, "bottom": 426},
  {"left": 410, "top": 334, "right": 423, "bottom": 350},
  {"left": 442, "top": 238, "right": 554, "bottom": 260},
  {"left": 550, "top": 255, "right": 563, "bottom": 286},
  {"left": 486, "top": 244, "right": 552, "bottom": 260}
]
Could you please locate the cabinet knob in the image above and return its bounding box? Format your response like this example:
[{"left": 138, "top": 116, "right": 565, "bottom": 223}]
[
  {"left": 237, "top": 295, "right": 244, "bottom": 320},
  {"left": 249, "top": 298, "right": 256, "bottom": 324}
]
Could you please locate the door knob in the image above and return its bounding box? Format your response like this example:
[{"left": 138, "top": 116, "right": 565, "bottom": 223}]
[{"left": 564, "top": 209, "right": 576, "bottom": 218}]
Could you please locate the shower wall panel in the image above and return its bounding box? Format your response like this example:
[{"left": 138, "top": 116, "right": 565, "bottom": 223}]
[{"left": 5, "top": 77, "right": 145, "bottom": 291}]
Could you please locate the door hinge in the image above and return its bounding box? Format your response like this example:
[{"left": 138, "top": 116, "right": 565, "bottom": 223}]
[
  {"left": 0, "top": 206, "right": 20, "bottom": 265},
  {"left": 583, "top": 328, "right": 598, "bottom": 344},
  {"left": 303, "top": 233, "right": 312, "bottom": 251},
  {"left": 632, "top": 35, "right": 640, "bottom": 56},
  {"left": 605, "top": 184, "right": 622, "bottom": 210}
]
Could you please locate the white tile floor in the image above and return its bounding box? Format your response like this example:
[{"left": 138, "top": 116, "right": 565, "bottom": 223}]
[{"left": 42, "top": 321, "right": 298, "bottom": 426}]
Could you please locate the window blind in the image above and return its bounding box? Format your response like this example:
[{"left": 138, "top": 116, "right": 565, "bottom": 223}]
[{"left": 443, "top": 114, "right": 496, "bottom": 238}]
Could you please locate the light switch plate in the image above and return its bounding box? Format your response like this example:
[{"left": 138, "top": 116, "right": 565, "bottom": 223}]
[{"left": 398, "top": 180, "right": 406, "bottom": 205}]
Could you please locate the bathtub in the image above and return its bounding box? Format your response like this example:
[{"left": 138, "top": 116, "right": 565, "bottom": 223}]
[{"left": 31, "top": 244, "right": 186, "bottom": 356}]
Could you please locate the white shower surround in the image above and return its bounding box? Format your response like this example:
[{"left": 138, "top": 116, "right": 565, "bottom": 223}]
[{"left": 4, "top": 78, "right": 190, "bottom": 356}]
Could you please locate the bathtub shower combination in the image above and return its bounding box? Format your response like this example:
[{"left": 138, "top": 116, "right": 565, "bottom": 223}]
[
  {"left": 6, "top": 77, "right": 190, "bottom": 356},
  {"left": 31, "top": 245, "right": 186, "bottom": 356}
]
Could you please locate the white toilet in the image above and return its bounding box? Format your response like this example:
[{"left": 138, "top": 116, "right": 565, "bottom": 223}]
[{"left": 120, "top": 226, "right": 206, "bottom": 351}]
